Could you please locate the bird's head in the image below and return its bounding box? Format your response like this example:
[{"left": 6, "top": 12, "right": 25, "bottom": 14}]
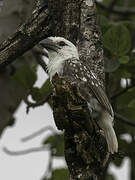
[{"left": 39, "top": 37, "right": 79, "bottom": 61}]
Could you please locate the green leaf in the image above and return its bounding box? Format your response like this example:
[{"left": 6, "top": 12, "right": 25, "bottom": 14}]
[
  {"left": 106, "top": 174, "right": 115, "bottom": 180},
  {"left": 104, "top": 57, "right": 120, "bottom": 72},
  {"left": 122, "top": 62, "right": 135, "bottom": 79},
  {"left": 128, "top": 99, "right": 135, "bottom": 108},
  {"left": 116, "top": 108, "right": 135, "bottom": 134},
  {"left": 31, "top": 87, "right": 41, "bottom": 101},
  {"left": 12, "top": 65, "right": 37, "bottom": 90},
  {"left": 115, "top": 69, "right": 131, "bottom": 79},
  {"left": 103, "top": 24, "right": 131, "bottom": 56},
  {"left": 39, "top": 79, "right": 52, "bottom": 97},
  {"left": 44, "top": 134, "right": 64, "bottom": 157},
  {"left": 116, "top": 88, "right": 135, "bottom": 109},
  {"left": 50, "top": 169, "right": 69, "bottom": 180},
  {"left": 97, "top": 15, "right": 109, "bottom": 27},
  {"left": 119, "top": 56, "right": 129, "bottom": 64},
  {"left": 31, "top": 79, "right": 52, "bottom": 102},
  {"left": 121, "top": 70, "right": 131, "bottom": 78},
  {"left": 97, "top": 15, "right": 110, "bottom": 34}
]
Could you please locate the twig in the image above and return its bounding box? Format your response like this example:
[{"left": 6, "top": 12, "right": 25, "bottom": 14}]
[
  {"left": 115, "top": 112, "right": 135, "bottom": 127},
  {"left": 108, "top": 0, "right": 117, "bottom": 9},
  {"left": 111, "top": 83, "right": 135, "bottom": 100},
  {"left": 35, "top": 0, "right": 41, "bottom": 9},
  {"left": 0, "top": 0, "right": 3, "bottom": 8},
  {"left": 24, "top": 91, "right": 52, "bottom": 113},
  {"left": 33, "top": 46, "right": 48, "bottom": 57},
  {"left": 21, "top": 126, "right": 56, "bottom": 142},
  {"left": 107, "top": 0, "right": 117, "bottom": 14},
  {"left": 32, "top": 47, "right": 48, "bottom": 73},
  {"left": 37, "top": 56, "right": 48, "bottom": 73},
  {"left": 3, "top": 145, "right": 50, "bottom": 156},
  {"left": 105, "top": 0, "right": 117, "bottom": 18},
  {"left": 96, "top": 1, "right": 135, "bottom": 15},
  {"left": 41, "top": 147, "right": 54, "bottom": 180},
  {"left": 0, "top": 2, "right": 51, "bottom": 68}
]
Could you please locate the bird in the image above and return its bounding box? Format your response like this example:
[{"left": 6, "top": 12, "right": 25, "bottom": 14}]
[{"left": 39, "top": 36, "right": 118, "bottom": 153}]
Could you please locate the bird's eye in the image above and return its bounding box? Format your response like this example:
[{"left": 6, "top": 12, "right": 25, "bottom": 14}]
[{"left": 58, "top": 41, "right": 66, "bottom": 46}]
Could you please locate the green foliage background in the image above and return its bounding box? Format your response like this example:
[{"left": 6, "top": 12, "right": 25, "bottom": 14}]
[
  {"left": 7, "top": 0, "right": 135, "bottom": 179},
  {"left": 98, "top": 1, "right": 135, "bottom": 179}
]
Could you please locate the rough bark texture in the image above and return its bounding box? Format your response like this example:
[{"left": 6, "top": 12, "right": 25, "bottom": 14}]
[
  {"left": 77, "top": 0, "right": 104, "bottom": 87},
  {"left": 0, "top": 2, "right": 49, "bottom": 67},
  {"left": 50, "top": 1, "right": 109, "bottom": 179},
  {"left": 0, "top": 0, "right": 110, "bottom": 179},
  {"left": 52, "top": 75, "right": 109, "bottom": 180}
]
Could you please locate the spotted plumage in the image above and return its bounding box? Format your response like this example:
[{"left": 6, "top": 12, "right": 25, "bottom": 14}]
[
  {"left": 62, "top": 58, "right": 114, "bottom": 117},
  {"left": 40, "top": 36, "right": 118, "bottom": 153}
]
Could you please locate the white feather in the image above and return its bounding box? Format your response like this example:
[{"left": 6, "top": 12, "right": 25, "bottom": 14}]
[
  {"left": 46, "top": 37, "right": 79, "bottom": 80},
  {"left": 98, "top": 110, "right": 118, "bottom": 153}
]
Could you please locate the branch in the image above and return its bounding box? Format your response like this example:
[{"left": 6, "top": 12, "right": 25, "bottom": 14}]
[
  {"left": 41, "top": 146, "right": 54, "bottom": 180},
  {"left": 35, "top": 0, "right": 41, "bottom": 9},
  {"left": 96, "top": 1, "right": 135, "bottom": 15},
  {"left": 33, "top": 46, "right": 48, "bottom": 58},
  {"left": 107, "top": 0, "right": 117, "bottom": 14},
  {"left": 21, "top": 126, "right": 56, "bottom": 142},
  {"left": 0, "top": 2, "right": 53, "bottom": 68},
  {"left": 115, "top": 113, "right": 135, "bottom": 127},
  {"left": 3, "top": 145, "right": 49, "bottom": 156},
  {"left": 108, "top": 0, "right": 117, "bottom": 9},
  {"left": 0, "top": 0, "right": 3, "bottom": 8},
  {"left": 24, "top": 91, "right": 52, "bottom": 113},
  {"left": 32, "top": 47, "right": 48, "bottom": 73},
  {"left": 111, "top": 83, "right": 135, "bottom": 100}
]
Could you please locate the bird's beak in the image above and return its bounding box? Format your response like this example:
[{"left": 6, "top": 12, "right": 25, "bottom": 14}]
[{"left": 39, "top": 38, "right": 61, "bottom": 53}]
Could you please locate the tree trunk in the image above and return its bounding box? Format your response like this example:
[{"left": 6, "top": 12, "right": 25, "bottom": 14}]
[
  {"left": 0, "top": 0, "right": 110, "bottom": 179},
  {"left": 51, "top": 0, "right": 110, "bottom": 179}
]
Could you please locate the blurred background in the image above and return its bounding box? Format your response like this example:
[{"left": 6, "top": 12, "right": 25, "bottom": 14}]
[{"left": 0, "top": 0, "right": 135, "bottom": 179}]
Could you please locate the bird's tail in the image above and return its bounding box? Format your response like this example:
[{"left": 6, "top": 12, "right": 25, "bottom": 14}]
[{"left": 98, "top": 111, "right": 118, "bottom": 153}]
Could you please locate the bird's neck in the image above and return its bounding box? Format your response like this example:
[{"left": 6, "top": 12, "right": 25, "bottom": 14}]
[
  {"left": 47, "top": 56, "right": 65, "bottom": 80},
  {"left": 47, "top": 50, "right": 79, "bottom": 80}
]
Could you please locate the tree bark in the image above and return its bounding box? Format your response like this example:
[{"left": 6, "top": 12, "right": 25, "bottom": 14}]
[
  {"left": 0, "top": 0, "right": 110, "bottom": 179},
  {"left": 51, "top": 1, "right": 109, "bottom": 179}
]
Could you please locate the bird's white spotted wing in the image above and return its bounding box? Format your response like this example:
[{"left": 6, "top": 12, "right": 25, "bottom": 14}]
[{"left": 61, "top": 58, "right": 114, "bottom": 117}]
